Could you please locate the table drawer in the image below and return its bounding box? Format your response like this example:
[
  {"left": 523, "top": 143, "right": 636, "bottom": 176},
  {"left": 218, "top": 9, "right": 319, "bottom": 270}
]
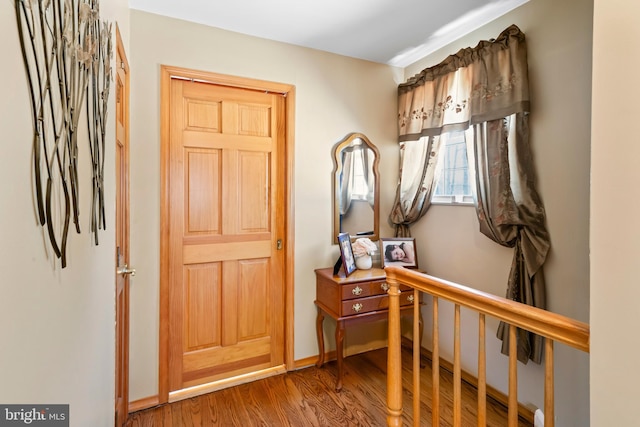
[
  {"left": 342, "top": 280, "right": 387, "bottom": 300},
  {"left": 341, "top": 291, "right": 417, "bottom": 316},
  {"left": 342, "top": 282, "right": 414, "bottom": 301}
]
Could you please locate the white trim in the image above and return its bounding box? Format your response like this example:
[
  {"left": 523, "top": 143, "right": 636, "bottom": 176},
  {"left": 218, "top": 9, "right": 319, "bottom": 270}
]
[{"left": 431, "top": 195, "right": 474, "bottom": 206}]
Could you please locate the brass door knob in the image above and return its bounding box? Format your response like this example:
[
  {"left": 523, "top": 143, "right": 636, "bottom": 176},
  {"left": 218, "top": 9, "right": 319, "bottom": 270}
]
[{"left": 117, "top": 264, "right": 136, "bottom": 277}]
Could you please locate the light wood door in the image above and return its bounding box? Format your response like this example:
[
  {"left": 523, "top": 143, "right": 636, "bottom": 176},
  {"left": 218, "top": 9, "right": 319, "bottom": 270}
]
[
  {"left": 167, "top": 78, "right": 286, "bottom": 393},
  {"left": 114, "top": 27, "right": 131, "bottom": 427}
]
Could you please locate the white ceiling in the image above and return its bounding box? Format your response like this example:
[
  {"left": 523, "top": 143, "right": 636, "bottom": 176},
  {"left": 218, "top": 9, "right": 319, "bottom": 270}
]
[{"left": 128, "top": 0, "right": 528, "bottom": 67}]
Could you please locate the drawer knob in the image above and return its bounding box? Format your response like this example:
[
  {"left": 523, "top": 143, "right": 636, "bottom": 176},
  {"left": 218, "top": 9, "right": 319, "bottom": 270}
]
[
  {"left": 381, "top": 283, "right": 389, "bottom": 292},
  {"left": 407, "top": 294, "right": 415, "bottom": 303},
  {"left": 352, "top": 303, "right": 363, "bottom": 313},
  {"left": 352, "top": 286, "right": 363, "bottom": 296}
]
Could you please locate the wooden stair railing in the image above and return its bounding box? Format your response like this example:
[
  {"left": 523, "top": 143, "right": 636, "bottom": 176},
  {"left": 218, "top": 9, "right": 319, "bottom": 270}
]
[{"left": 384, "top": 266, "right": 590, "bottom": 427}]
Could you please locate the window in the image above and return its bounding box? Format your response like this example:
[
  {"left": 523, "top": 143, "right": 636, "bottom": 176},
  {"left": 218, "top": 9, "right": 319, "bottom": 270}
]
[{"left": 432, "top": 130, "right": 474, "bottom": 204}]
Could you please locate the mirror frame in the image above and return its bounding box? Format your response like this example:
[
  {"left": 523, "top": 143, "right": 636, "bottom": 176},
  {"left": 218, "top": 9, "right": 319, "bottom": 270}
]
[{"left": 332, "top": 132, "right": 380, "bottom": 244}]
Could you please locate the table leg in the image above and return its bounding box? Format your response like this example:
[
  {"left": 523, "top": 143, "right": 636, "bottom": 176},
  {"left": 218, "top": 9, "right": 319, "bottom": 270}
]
[
  {"left": 335, "top": 319, "right": 345, "bottom": 391},
  {"left": 316, "top": 306, "right": 325, "bottom": 368}
]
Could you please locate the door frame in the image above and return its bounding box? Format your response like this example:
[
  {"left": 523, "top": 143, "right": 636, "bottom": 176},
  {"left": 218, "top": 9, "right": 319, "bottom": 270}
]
[{"left": 158, "top": 65, "right": 295, "bottom": 403}]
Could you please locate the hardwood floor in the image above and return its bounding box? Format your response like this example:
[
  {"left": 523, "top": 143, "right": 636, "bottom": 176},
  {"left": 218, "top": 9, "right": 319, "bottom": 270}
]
[{"left": 127, "top": 347, "right": 531, "bottom": 426}]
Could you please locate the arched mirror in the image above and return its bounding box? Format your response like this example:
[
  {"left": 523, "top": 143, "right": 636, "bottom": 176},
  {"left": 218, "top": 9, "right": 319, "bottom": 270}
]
[{"left": 332, "top": 133, "right": 380, "bottom": 244}]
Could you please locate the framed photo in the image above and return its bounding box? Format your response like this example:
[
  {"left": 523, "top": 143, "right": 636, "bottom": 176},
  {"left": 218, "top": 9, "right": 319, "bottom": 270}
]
[
  {"left": 337, "top": 232, "right": 357, "bottom": 276},
  {"left": 381, "top": 238, "right": 418, "bottom": 269}
]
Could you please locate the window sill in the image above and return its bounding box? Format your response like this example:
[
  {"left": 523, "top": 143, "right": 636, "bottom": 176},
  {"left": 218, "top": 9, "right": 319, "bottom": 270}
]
[
  {"left": 431, "top": 201, "right": 475, "bottom": 207},
  {"left": 431, "top": 195, "right": 474, "bottom": 206}
]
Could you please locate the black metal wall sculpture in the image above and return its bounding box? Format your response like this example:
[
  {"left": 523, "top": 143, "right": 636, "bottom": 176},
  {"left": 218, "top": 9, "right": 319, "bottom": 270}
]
[{"left": 15, "top": 0, "right": 112, "bottom": 267}]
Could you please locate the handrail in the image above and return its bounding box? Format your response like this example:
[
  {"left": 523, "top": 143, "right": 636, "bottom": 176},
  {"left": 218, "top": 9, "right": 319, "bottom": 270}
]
[
  {"left": 384, "top": 266, "right": 590, "bottom": 427},
  {"left": 386, "top": 267, "right": 589, "bottom": 351}
]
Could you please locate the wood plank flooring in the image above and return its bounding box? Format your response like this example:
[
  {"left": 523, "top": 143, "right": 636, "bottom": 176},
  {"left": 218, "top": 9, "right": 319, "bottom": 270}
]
[{"left": 127, "top": 347, "right": 531, "bottom": 426}]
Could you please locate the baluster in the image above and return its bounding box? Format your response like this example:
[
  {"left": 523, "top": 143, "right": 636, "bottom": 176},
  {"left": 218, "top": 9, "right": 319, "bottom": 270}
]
[
  {"left": 432, "top": 297, "right": 440, "bottom": 427},
  {"left": 545, "top": 339, "right": 555, "bottom": 427},
  {"left": 478, "top": 313, "right": 487, "bottom": 427},
  {"left": 413, "top": 289, "right": 420, "bottom": 427},
  {"left": 454, "top": 304, "right": 461, "bottom": 427},
  {"left": 508, "top": 324, "right": 518, "bottom": 427},
  {"left": 386, "top": 277, "right": 402, "bottom": 427}
]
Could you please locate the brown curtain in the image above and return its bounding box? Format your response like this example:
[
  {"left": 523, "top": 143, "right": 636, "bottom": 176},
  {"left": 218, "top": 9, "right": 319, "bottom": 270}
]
[
  {"left": 396, "top": 25, "right": 530, "bottom": 142},
  {"left": 390, "top": 25, "right": 550, "bottom": 364},
  {"left": 390, "top": 24, "right": 531, "bottom": 236},
  {"left": 468, "top": 114, "right": 549, "bottom": 364}
]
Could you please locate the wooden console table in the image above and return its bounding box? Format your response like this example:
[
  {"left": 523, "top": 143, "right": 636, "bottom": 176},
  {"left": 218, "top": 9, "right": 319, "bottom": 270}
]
[{"left": 314, "top": 267, "right": 423, "bottom": 391}]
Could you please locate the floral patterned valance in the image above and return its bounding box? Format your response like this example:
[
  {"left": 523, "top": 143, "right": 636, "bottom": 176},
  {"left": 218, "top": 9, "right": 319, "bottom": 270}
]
[{"left": 398, "top": 25, "right": 530, "bottom": 142}]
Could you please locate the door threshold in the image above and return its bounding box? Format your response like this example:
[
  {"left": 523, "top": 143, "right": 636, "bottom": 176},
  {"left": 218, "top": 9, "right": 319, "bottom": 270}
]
[{"left": 169, "top": 364, "right": 287, "bottom": 403}]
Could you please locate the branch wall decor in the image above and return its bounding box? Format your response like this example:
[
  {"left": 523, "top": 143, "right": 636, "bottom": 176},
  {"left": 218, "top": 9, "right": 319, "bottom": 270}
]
[{"left": 15, "top": 0, "right": 113, "bottom": 267}]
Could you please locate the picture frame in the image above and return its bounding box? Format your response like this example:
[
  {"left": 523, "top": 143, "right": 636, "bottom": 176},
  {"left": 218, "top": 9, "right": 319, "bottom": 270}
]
[
  {"left": 337, "top": 232, "right": 357, "bottom": 276},
  {"left": 381, "top": 237, "right": 418, "bottom": 269}
]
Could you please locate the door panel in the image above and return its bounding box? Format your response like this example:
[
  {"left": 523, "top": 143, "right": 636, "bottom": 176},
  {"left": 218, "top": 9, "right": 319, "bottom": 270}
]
[
  {"left": 185, "top": 149, "right": 221, "bottom": 234},
  {"left": 184, "top": 263, "right": 222, "bottom": 351},
  {"left": 186, "top": 100, "right": 220, "bottom": 131},
  {"left": 167, "top": 79, "right": 285, "bottom": 393},
  {"left": 237, "top": 258, "right": 270, "bottom": 340},
  {"left": 238, "top": 151, "right": 270, "bottom": 232},
  {"left": 238, "top": 104, "right": 271, "bottom": 136}
]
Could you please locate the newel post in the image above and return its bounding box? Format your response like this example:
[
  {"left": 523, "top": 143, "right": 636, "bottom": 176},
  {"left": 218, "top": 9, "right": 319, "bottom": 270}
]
[{"left": 386, "top": 270, "right": 403, "bottom": 426}]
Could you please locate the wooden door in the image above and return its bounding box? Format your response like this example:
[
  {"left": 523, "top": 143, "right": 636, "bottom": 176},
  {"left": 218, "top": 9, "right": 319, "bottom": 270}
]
[
  {"left": 114, "top": 27, "right": 131, "bottom": 427},
  {"left": 166, "top": 77, "right": 286, "bottom": 394}
]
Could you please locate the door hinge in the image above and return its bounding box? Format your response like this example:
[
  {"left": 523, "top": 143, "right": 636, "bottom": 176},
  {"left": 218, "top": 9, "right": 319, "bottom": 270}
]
[{"left": 277, "top": 239, "right": 283, "bottom": 250}]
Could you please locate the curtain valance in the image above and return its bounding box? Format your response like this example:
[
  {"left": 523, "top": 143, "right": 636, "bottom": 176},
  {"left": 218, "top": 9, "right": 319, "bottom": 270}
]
[{"left": 398, "top": 25, "right": 530, "bottom": 142}]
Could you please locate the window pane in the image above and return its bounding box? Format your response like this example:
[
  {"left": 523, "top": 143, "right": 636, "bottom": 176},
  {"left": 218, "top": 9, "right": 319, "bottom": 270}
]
[{"left": 433, "top": 131, "right": 472, "bottom": 201}]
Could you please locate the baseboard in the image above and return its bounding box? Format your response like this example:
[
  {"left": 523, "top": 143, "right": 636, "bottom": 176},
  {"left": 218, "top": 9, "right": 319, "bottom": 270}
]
[
  {"left": 294, "top": 350, "right": 337, "bottom": 369},
  {"left": 401, "top": 337, "right": 535, "bottom": 424},
  {"left": 128, "top": 395, "right": 160, "bottom": 413}
]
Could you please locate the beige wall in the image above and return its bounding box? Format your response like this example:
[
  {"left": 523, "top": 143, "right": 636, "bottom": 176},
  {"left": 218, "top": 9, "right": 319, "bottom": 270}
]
[
  {"left": 5, "top": 1, "right": 637, "bottom": 425},
  {"left": 127, "top": 10, "right": 402, "bottom": 401},
  {"left": 129, "top": 5, "right": 597, "bottom": 423},
  {"left": 0, "top": 1, "right": 129, "bottom": 426},
  {"left": 403, "top": 0, "right": 593, "bottom": 425},
  {"left": 591, "top": 0, "right": 640, "bottom": 425}
]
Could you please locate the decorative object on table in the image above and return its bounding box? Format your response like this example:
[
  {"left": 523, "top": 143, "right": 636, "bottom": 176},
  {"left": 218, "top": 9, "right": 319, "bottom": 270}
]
[
  {"left": 351, "top": 237, "right": 378, "bottom": 270},
  {"left": 337, "top": 232, "right": 357, "bottom": 276},
  {"left": 15, "top": 0, "right": 113, "bottom": 267},
  {"left": 354, "top": 254, "right": 372, "bottom": 270},
  {"left": 381, "top": 237, "right": 418, "bottom": 269}
]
